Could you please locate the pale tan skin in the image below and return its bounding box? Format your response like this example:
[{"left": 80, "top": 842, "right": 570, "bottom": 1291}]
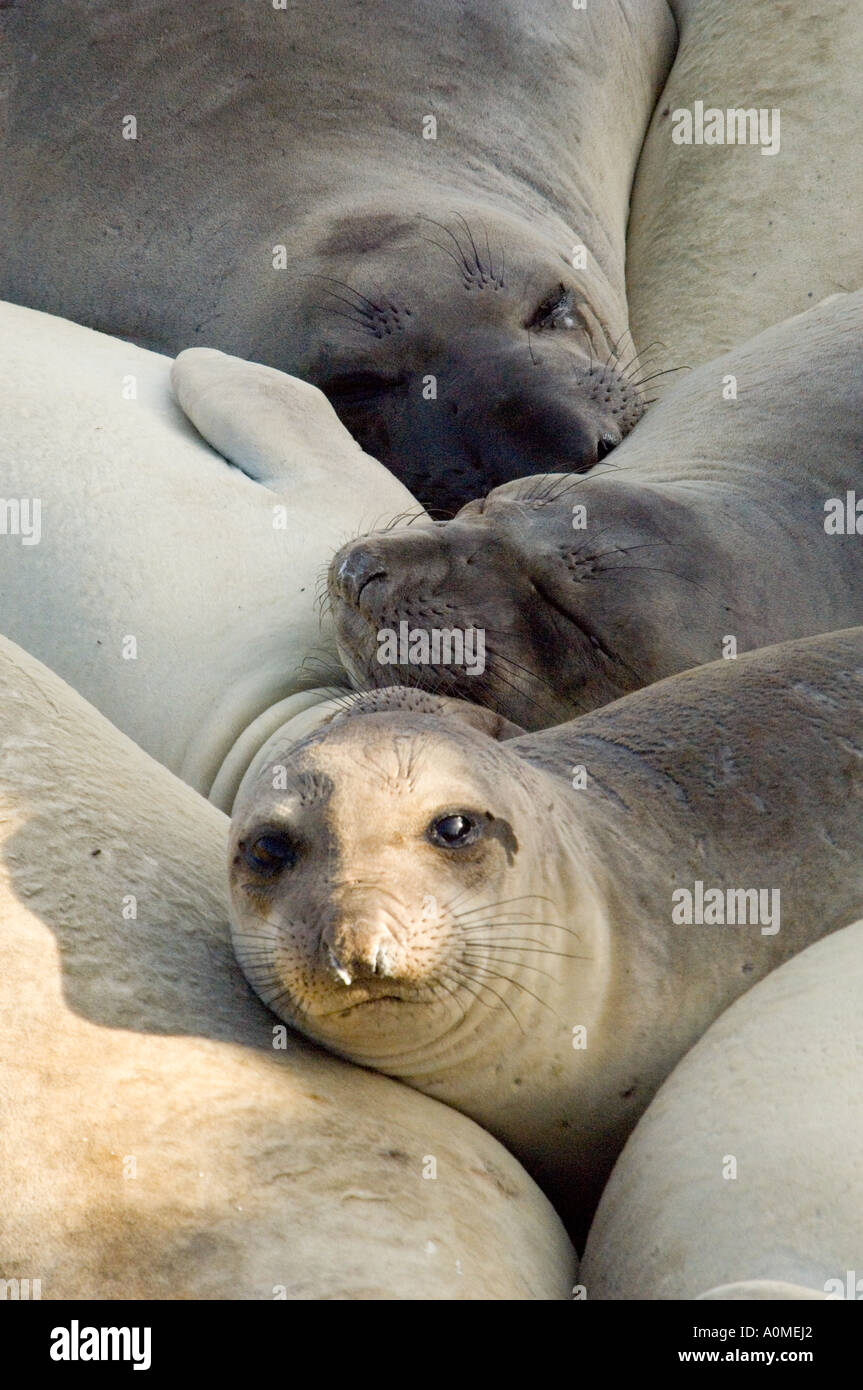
[
  {"left": 0, "top": 636, "right": 573, "bottom": 1299},
  {"left": 229, "top": 630, "right": 863, "bottom": 1244},
  {"left": 627, "top": 0, "right": 863, "bottom": 383},
  {"left": 582, "top": 920, "right": 863, "bottom": 1300}
]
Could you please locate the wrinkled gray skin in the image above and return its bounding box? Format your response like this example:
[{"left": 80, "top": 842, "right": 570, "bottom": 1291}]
[
  {"left": 0, "top": 0, "right": 674, "bottom": 513},
  {"left": 228, "top": 629, "right": 863, "bottom": 1245},
  {"left": 330, "top": 291, "right": 863, "bottom": 725}
]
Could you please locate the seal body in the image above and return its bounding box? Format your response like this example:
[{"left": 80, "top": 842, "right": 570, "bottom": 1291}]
[
  {"left": 329, "top": 290, "right": 863, "bottom": 728},
  {"left": 0, "top": 0, "right": 675, "bottom": 510},
  {"left": 627, "top": 0, "right": 863, "bottom": 383},
  {"left": 227, "top": 629, "right": 863, "bottom": 1242},
  {"left": 581, "top": 919, "right": 863, "bottom": 1299},
  {"left": 0, "top": 634, "right": 574, "bottom": 1300},
  {"left": 0, "top": 300, "right": 419, "bottom": 807}
]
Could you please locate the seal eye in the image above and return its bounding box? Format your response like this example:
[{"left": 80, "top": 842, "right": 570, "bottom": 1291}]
[
  {"left": 428, "top": 813, "right": 480, "bottom": 849},
  {"left": 244, "top": 832, "right": 297, "bottom": 875},
  {"left": 527, "top": 284, "right": 577, "bottom": 331}
]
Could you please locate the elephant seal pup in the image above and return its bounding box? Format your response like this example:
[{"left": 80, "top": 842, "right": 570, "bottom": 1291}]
[
  {"left": 0, "top": 0, "right": 675, "bottom": 512},
  {"left": 329, "top": 290, "right": 863, "bottom": 728},
  {"left": 0, "top": 633, "right": 573, "bottom": 1300},
  {"left": 627, "top": 0, "right": 863, "bottom": 382},
  {"left": 0, "top": 300, "right": 421, "bottom": 810},
  {"left": 581, "top": 920, "right": 863, "bottom": 1300},
  {"left": 228, "top": 627, "right": 863, "bottom": 1243}
]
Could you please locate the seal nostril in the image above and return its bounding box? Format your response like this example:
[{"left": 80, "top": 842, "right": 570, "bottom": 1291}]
[
  {"left": 325, "top": 944, "right": 353, "bottom": 987},
  {"left": 356, "top": 570, "right": 387, "bottom": 603},
  {"left": 323, "top": 921, "right": 398, "bottom": 983},
  {"left": 337, "top": 549, "right": 389, "bottom": 606}
]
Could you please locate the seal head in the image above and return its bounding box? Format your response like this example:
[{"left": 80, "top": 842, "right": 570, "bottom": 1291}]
[
  {"left": 228, "top": 688, "right": 603, "bottom": 1070},
  {"left": 328, "top": 472, "right": 714, "bottom": 727},
  {"left": 282, "top": 206, "right": 645, "bottom": 514}
]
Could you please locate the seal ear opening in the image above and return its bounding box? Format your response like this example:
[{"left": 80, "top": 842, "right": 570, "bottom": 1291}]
[{"left": 328, "top": 686, "right": 524, "bottom": 741}]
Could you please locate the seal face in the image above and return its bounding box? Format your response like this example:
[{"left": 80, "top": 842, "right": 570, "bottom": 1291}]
[
  {"left": 327, "top": 474, "right": 707, "bottom": 728},
  {"left": 227, "top": 691, "right": 579, "bottom": 1065},
  {"left": 290, "top": 207, "right": 645, "bottom": 514}
]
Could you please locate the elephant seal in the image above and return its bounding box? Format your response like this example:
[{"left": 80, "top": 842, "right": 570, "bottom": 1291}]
[
  {"left": 329, "top": 290, "right": 863, "bottom": 729},
  {"left": 581, "top": 919, "right": 863, "bottom": 1300},
  {"left": 0, "top": 633, "right": 573, "bottom": 1300},
  {"left": 0, "top": 299, "right": 420, "bottom": 810},
  {"left": 228, "top": 627, "right": 863, "bottom": 1243},
  {"left": 627, "top": 0, "right": 863, "bottom": 382},
  {"left": 0, "top": 0, "right": 675, "bottom": 512}
]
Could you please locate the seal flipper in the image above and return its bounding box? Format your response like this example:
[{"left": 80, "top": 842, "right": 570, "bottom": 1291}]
[{"left": 171, "top": 347, "right": 372, "bottom": 491}]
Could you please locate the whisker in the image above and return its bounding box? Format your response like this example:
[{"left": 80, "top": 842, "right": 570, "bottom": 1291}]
[
  {"left": 305, "top": 273, "right": 382, "bottom": 315},
  {"left": 459, "top": 959, "right": 561, "bottom": 1022},
  {"left": 445, "top": 962, "right": 527, "bottom": 1034}
]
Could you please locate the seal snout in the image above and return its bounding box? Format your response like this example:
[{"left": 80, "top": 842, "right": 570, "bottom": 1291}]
[
  {"left": 335, "top": 548, "right": 388, "bottom": 607},
  {"left": 329, "top": 524, "right": 451, "bottom": 625},
  {"left": 322, "top": 917, "right": 402, "bottom": 986}
]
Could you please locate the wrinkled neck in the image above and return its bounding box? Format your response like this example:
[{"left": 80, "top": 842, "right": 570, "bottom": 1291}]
[{"left": 185, "top": 686, "right": 350, "bottom": 813}]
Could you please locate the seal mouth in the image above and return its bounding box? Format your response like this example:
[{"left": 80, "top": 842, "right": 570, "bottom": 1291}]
[{"left": 319, "top": 994, "right": 415, "bottom": 1018}]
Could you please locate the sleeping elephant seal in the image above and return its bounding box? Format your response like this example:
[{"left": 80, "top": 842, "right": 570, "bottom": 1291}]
[
  {"left": 0, "top": 299, "right": 421, "bottom": 810},
  {"left": 627, "top": 0, "right": 863, "bottom": 380},
  {"left": 329, "top": 290, "right": 863, "bottom": 729},
  {"left": 0, "top": 0, "right": 675, "bottom": 511},
  {"left": 228, "top": 628, "right": 863, "bottom": 1243},
  {"left": 581, "top": 920, "right": 863, "bottom": 1299},
  {"left": 0, "top": 634, "right": 573, "bottom": 1299}
]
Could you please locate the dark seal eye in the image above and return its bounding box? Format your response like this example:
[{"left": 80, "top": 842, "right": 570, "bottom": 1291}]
[
  {"left": 244, "top": 833, "right": 297, "bottom": 875},
  {"left": 428, "top": 813, "right": 480, "bottom": 849}
]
